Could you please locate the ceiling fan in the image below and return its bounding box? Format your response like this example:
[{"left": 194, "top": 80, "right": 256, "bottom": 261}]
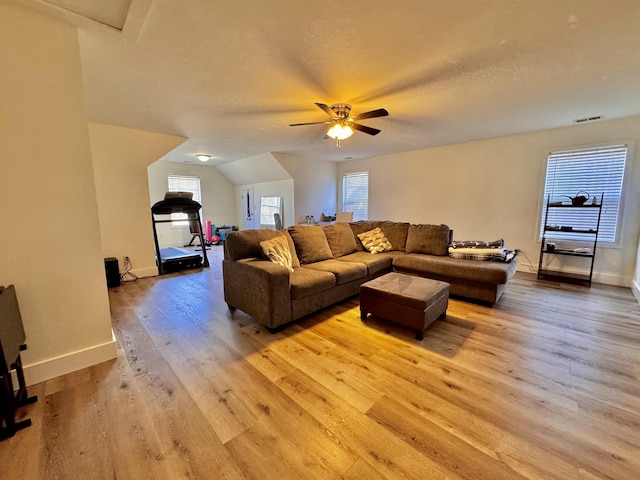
[{"left": 289, "top": 103, "right": 389, "bottom": 147}]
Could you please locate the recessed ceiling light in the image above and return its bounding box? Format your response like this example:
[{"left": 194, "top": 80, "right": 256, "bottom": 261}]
[{"left": 195, "top": 154, "right": 211, "bottom": 162}]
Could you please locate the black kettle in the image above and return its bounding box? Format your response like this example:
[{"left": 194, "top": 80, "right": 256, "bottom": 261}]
[{"left": 563, "top": 191, "right": 589, "bottom": 205}]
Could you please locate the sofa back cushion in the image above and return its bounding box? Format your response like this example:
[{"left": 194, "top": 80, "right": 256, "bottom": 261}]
[
  {"left": 225, "top": 229, "right": 300, "bottom": 267},
  {"left": 370, "top": 221, "right": 410, "bottom": 251},
  {"left": 323, "top": 223, "right": 358, "bottom": 257},
  {"left": 288, "top": 225, "right": 334, "bottom": 264},
  {"left": 405, "top": 224, "right": 450, "bottom": 256}
]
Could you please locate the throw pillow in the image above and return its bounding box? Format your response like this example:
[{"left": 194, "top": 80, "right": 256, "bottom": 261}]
[
  {"left": 357, "top": 227, "right": 393, "bottom": 254},
  {"left": 260, "top": 235, "right": 294, "bottom": 273}
]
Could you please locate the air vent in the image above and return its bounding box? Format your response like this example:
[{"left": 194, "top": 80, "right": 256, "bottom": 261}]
[{"left": 574, "top": 115, "right": 602, "bottom": 124}]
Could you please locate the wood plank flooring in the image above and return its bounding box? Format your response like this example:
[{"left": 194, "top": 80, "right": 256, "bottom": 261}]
[{"left": 2, "top": 245, "right": 639, "bottom": 479}]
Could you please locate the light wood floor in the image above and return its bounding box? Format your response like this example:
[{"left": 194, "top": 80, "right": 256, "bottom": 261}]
[{"left": 2, "top": 246, "right": 640, "bottom": 479}]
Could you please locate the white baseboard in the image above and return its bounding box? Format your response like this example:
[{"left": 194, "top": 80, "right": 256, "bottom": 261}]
[
  {"left": 517, "top": 262, "right": 629, "bottom": 287},
  {"left": 24, "top": 330, "right": 118, "bottom": 386},
  {"left": 131, "top": 265, "right": 158, "bottom": 278},
  {"left": 632, "top": 279, "right": 640, "bottom": 305}
]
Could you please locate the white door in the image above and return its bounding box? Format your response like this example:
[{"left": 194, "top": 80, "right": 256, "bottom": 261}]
[{"left": 241, "top": 188, "right": 255, "bottom": 229}]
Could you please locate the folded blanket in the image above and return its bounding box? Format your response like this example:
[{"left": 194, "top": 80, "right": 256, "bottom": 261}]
[
  {"left": 448, "top": 247, "right": 516, "bottom": 262},
  {"left": 450, "top": 239, "right": 504, "bottom": 249}
]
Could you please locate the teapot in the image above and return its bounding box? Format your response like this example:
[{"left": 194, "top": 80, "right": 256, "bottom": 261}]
[{"left": 563, "top": 191, "right": 589, "bottom": 206}]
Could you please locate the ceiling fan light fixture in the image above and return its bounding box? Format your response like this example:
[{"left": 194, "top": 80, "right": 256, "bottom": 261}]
[
  {"left": 326, "top": 122, "right": 354, "bottom": 141},
  {"left": 195, "top": 154, "right": 211, "bottom": 162}
]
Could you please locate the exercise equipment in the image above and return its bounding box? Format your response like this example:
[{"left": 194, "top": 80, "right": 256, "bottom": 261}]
[
  {"left": 1, "top": 285, "right": 37, "bottom": 441},
  {"left": 151, "top": 193, "right": 210, "bottom": 275}
]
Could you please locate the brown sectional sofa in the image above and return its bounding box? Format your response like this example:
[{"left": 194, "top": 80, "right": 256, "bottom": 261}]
[{"left": 222, "top": 221, "right": 517, "bottom": 331}]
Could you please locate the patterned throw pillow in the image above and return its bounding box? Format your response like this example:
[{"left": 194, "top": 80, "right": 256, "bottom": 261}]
[
  {"left": 357, "top": 227, "right": 393, "bottom": 254},
  {"left": 260, "top": 235, "right": 294, "bottom": 273}
]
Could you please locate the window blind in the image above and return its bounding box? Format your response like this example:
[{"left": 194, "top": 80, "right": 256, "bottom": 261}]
[
  {"left": 168, "top": 175, "right": 202, "bottom": 225},
  {"left": 342, "top": 171, "right": 368, "bottom": 221},
  {"left": 540, "top": 145, "right": 627, "bottom": 244}
]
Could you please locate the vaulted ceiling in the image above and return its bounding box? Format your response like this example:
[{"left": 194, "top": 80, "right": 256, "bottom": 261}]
[{"left": 20, "top": 0, "right": 640, "bottom": 165}]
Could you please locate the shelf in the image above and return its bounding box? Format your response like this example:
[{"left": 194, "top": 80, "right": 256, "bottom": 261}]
[
  {"left": 544, "top": 228, "right": 597, "bottom": 234},
  {"left": 537, "top": 269, "right": 592, "bottom": 286},
  {"left": 545, "top": 204, "right": 601, "bottom": 209},
  {"left": 541, "top": 249, "right": 594, "bottom": 258},
  {"left": 538, "top": 193, "right": 603, "bottom": 288}
]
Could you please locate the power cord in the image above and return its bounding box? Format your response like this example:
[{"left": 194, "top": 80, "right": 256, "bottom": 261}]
[
  {"left": 513, "top": 249, "right": 538, "bottom": 272},
  {"left": 120, "top": 256, "right": 139, "bottom": 282}
]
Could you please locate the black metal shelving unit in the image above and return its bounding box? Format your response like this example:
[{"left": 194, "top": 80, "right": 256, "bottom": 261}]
[{"left": 537, "top": 193, "right": 603, "bottom": 287}]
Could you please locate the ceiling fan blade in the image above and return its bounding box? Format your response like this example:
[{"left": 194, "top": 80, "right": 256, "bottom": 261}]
[
  {"left": 352, "top": 123, "right": 381, "bottom": 136},
  {"left": 315, "top": 102, "right": 336, "bottom": 117},
  {"left": 351, "top": 108, "right": 389, "bottom": 121},
  {"left": 289, "top": 121, "right": 330, "bottom": 126}
]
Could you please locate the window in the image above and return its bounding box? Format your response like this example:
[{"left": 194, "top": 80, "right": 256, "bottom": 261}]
[
  {"left": 167, "top": 175, "right": 202, "bottom": 225},
  {"left": 342, "top": 171, "right": 368, "bottom": 221},
  {"left": 259, "top": 196, "right": 282, "bottom": 228},
  {"left": 540, "top": 144, "right": 627, "bottom": 244}
]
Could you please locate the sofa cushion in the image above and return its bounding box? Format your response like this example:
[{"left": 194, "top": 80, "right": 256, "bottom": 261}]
[
  {"left": 358, "top": 227, "right": 393, "bottom": 254},
  {"left": 370, "top": 221, "right": 410, "bottom": 251},
  {"left": 393, "top": 253, "right": 517, "bottom": 284},
  {"left": 323, "top": 223, "right": 358, "bottom": 257},
  {"left": 303, "top": 259, "right": 367, "bottom": 285},
  {"left": 288, "top": 225, "right": 334, "bottom": 264},
  {"left": 337, "top": 251, "right": 405, "bottom": 276},
  {"left": 405, "top": 224, "right": 450, "bottom": 256},
  {"left": 349, "top": 221, "right": 374, "bottom": 251},
  {"left": 260, "top": 235, "right": 294, "bottom": 273},
  {"left": 290, "top": 267, "right": 336, "bottom": 299},
  {"left": 225, "top": 229, "right": 300, "bottom": 267}
]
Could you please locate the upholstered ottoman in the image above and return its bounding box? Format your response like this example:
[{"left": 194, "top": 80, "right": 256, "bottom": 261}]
[{"left": 360, "top": 272, "right": 449, "bottom": 340}]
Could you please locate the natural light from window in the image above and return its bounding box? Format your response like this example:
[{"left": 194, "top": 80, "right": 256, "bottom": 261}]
[
  {"left": 540, "top": 145, "right": 627, "bottom": 245},
  {"left": 342, "top": 171, "right": 369, "bottom": 221}
]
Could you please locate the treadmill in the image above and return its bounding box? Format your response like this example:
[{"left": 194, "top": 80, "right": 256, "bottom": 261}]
[{"left": 150, "top": 192, "right": 210, "bottom": 275}]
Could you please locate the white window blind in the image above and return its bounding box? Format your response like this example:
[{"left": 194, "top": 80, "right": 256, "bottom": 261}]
[
  {"left": 540, "top": 145, "right": 627, "bottom": 244},
  {"left": 167, "top": 175, "right": 202, "bottom": 225},
  {"left": 342, "top": 171, "right": 368, "bottom": 221}
]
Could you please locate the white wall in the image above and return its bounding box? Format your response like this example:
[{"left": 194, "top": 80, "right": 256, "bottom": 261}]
[
  {"left": 90, "top": 123, "right": 186, "bottom": 278},
  {"left": 338, "top": 116, "right": 640, "bottom": 287},
  {"left": 148, "top": 161, "right": 237, "bottom": 247},
  {"left": 633, "top": 241, "right": 640, "bottom": 304},
  {"left": 0, "top": 4, "right": 116, "bottom": 384},
  {"left": 275, "top": 153, "right": 337, "bottom": 225}
]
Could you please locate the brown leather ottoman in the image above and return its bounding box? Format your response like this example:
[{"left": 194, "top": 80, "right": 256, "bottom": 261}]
[{"left": 360, "top": 272, "right": 449, "bottom": 340}]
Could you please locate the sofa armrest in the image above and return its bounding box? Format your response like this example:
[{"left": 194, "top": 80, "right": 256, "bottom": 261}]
[{"left": 222, "top": 258, "right": 292, "bottom": 328}]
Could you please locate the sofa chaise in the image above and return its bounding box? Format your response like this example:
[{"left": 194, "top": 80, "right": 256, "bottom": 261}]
[{"left": 222, "top": 221, "right": 517, "bottom": 331}]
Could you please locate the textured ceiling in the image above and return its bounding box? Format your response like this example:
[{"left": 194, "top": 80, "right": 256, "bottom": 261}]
[{"left": 19, "top": 0, "right": 640, "bottom": 165}]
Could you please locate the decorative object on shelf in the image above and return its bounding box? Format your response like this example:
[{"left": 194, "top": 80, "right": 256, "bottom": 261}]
[
  {"left": 563, "top": 191, "right": 589, "bottom": 205},
  {"left": 549, "top": 201, "right": 563, "bottom": 206}
]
